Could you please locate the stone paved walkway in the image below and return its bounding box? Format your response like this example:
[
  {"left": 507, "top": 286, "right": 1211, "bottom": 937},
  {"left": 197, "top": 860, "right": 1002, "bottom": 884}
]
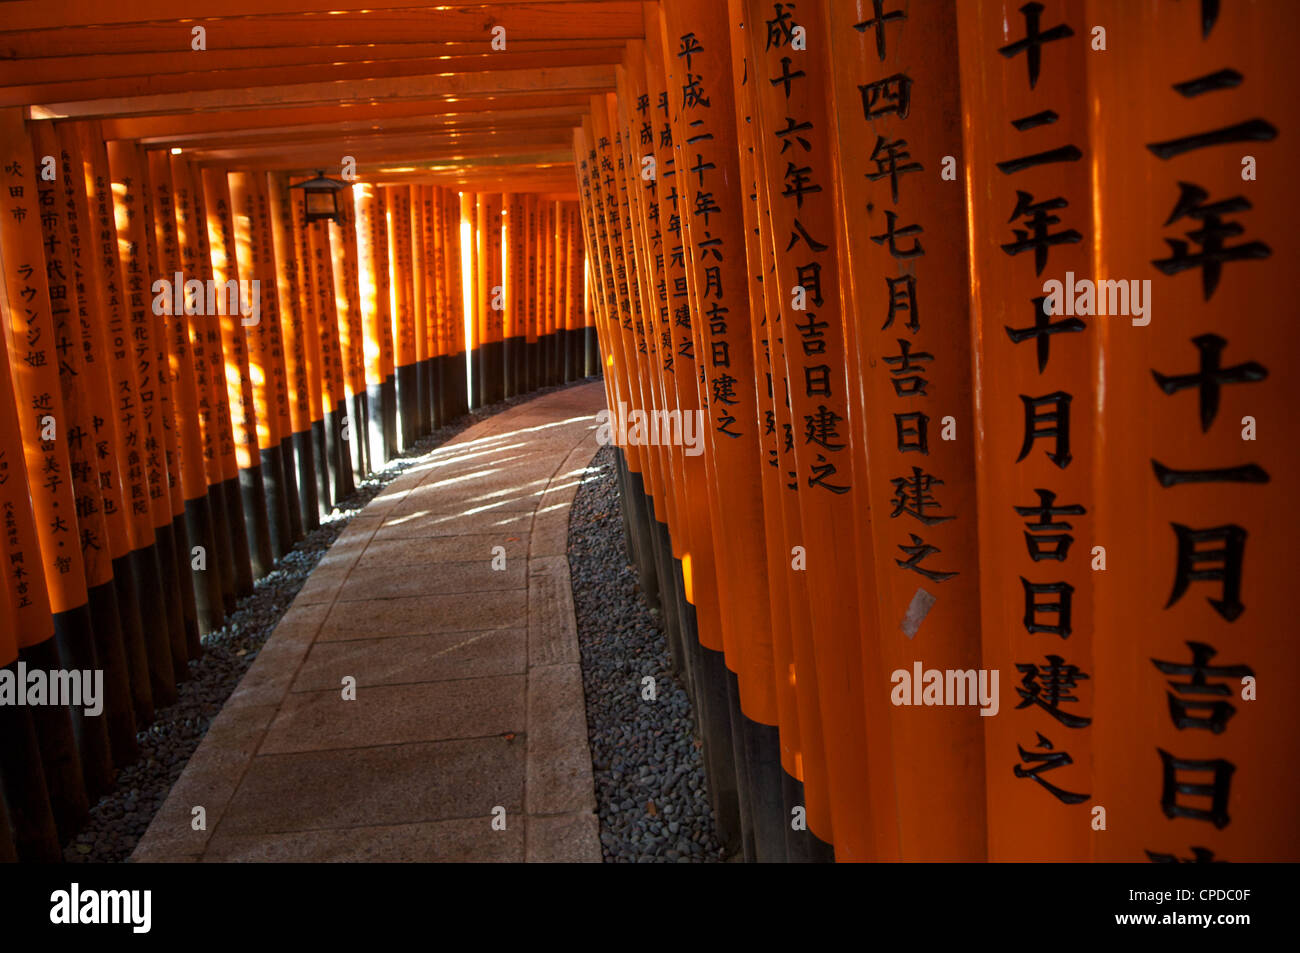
[{"left": 133, "top": 383, "right": 607, "bottom": 862}]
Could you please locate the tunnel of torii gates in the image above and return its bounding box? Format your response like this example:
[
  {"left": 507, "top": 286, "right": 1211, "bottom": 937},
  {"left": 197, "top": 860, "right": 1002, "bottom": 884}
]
[{"left": 0, "top": 0, "right": 1295, "bottom": 866}]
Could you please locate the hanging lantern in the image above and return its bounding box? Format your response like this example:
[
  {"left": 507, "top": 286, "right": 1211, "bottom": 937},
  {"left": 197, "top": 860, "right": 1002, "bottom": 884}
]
[{"left": 289, "top": 170, "right": 349, "bottom": 225}]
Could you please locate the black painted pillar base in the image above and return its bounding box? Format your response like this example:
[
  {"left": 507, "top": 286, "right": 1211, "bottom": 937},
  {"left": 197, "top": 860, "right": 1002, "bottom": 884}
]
[
  {"left": 323, "top": 406, "right": 343, "bottom": 507},
  {"left": 261, "top": 447, "right": 292, "bottom": 562},
  {"left": 584, "top": 326, "right": 600, "bottom": 377},
  {"left": 694, "top": 643, "right": 744, "bottom": 857},
  {"left": 741, "top": 716, "right": 788, "bottom": 862},
  {"left": 502, "top": 337, "right": 517, "bottom": 399},
  {"left": 724, "top": 668, "right": 757, "bottom": 862},
  {"left": 479, "top": 343, "right": 492, "bottom": 406},
  {"left": 223, "top": 474, "right": 254, "bottom": 598},
  {"left": 670, "top": 557, "right": 697, "bottom": 695},
  {"left": 279, "top": 437, "right": 304, "bottom": 544},
  {"left": 52, "top": 605, "right": 114, "bottom": 800},
  {"left": 134, "top": 535, "right": 178, "bottom": 707},
  {"left": 527, "top": 338, "right": 541, "bottom": 393},
  {"left": 0, "top": 669, "right": 61, "bottom": 861},
  {"left": 484, "top": 339, "right": 505, "bottom": 405},
  {"left": 782, "top": 772, "right": 836, "bottom": 862},
  {"left": 335, "top": 405, "right": 356, "bottom": 501},
  {"left": 322, "top": 403, "right": 348, "bottom": 504},
  {"left": 206, "top": 477, "right": 236, "bottom": 617},
  {"left": 557, "top": 328, "right": 571, "bottom": 383},
  {"left": 240, "top": 463, "right": 273, "bottom": 581},
  {"left": 414, "top": 360, "right": 429, "bottom": 438},
  {"left": 450, "top": 351, "right": 469, "bottom": 418},
  {"left": 511, "top": 336, "right": 527, "bottom": 399},
  {"left": 170, "top": 510, "right": 201, "bottom": 665},
  {"left": 19, "top": 639, "right": 87, "bottom": 842},
  {"left": 652, "top": 516, "right": 684, "bottom": 677},
  {"left": 347, "top": 391, "right": 369, "bottom": 481},
  {"left": 621, "top": 467, "right": 660, "bottom": 613},
  {"left": 396, "top": 364, "right": 418, "bottom": 452},
  {"left": 86, "top": 578, "right": 139, "bottom": 767},
  {"left": 186, "top": 492, "right": 224, "bottom": 636},
  {"left": 469, "top": 347, "right": 483, "bottom": 410},
  {"left": 312, "top": 418, "right": 331, "bottom": 519},
  {"left": 423, "top": 357, "right": 438, "bottom": 435},
  {"left": 294, "top": 429, "right": 321, "bottom": 532},
  {"left": 366, "top": 383, "right": 387, "bottom": 470},
  {"left": 430, "top": 357, "right": 446, "bottom": 430},
  {"left": 382, "top": 374, "right": 398, "bottom": 461},
  {"left": 115, "top": 549, "right": 155, "bottom": 727}
]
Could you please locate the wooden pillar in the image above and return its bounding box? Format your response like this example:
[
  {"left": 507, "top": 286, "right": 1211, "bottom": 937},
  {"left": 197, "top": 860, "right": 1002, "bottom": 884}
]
[
  {"left": 387, "top": 185, "right": 418, "bottom": 450},
  {"left": 409, "top": 185, "right": 429, "bottom": 438},
  {"left": 825, "top": 0, "right": 988, "bottom": 861},
  {"left": 35, "top": 121, "right": 139, "bottom": 767},
  {"left": 0, "top": 109, "right": 111, "bottom": 823},
  {"left": 957, "top": 0, "right": 1095, "bottom": 862},
  {"left": 228, "top": 171, "right": 296, "bottom": 562},
  {"left": 146, "top": 149, "right": 218, "bottom": 652},
  {"left": 1085, "top": 0, "right": 1297, "bottom": 862},
  {"left": 105, "top": 140, "right": 184, "bottom": 706},
  {"left": 71, "top": 121, "right": 159, "bottom": 731},
  {"left": 330, "top": 183, "right": 369, "bottom": 480},
  {"left": 308, "top": 215, "right": 351, "bottom": 502},
  {"left": 176, "top": 156, "right": 250, "bottom": 608},
  {"left": 442, "top": 187, "right": 467, "bottom": 418},
  {"left": 0, "top": 316, "right": 62, "bottom": 861},
  {"left": 202, "top": 167, "right": 273, "bottom": 582},
  {"left": 423, "top": 185, "right": 448, "bottom": 428},
  {"left": 355, "top": 183, "right": 391, "bottom": 467},
  {"left": 722, "top": 0, "right": 830, "bottom": 861},
  {"left": 484, "top": 193, "right": 506, "bottom": 404},
  {"left": 743, "top": 0, "right": 878, "bottom": 860},
  {"left": 503, "top": 193, "right": 525, "bottom": 398},
  {"left": 525, "top": 192, "right": 543, "bottom": 392},
  {"left": 286, "top": 176, "right": 331, "bottom": 517}
]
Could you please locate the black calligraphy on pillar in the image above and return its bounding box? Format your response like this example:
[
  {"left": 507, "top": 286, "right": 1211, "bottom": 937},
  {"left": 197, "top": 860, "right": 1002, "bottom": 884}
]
[
  {"left": 1157, "top": 749, "right": 1234, "bottom": 829},
  {"left": 1151, "top": 641, "right": 1254, "bottom": 734},
  {"left": 1015, "top": 655, "right": 1091, "bottom": 728},
  {"left": 1014, "top": 731, "right": 1089, "bottom": 804}
]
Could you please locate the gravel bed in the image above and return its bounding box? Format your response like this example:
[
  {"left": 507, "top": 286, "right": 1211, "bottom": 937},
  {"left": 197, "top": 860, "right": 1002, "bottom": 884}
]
[
  {"left": 567, "top": 444, "right": 725, "bottom": 863},
  {"left": 65, "top": 378, "right": 590, "bottom": 863}
]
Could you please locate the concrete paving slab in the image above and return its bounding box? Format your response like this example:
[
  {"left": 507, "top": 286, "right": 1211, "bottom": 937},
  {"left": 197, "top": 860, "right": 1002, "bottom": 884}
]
[
  {"left": 259, "top": 676, "right": 526, "bottom": 754},
  {"left": 290, "top": 628, "right": 527, "bottom": 692},
  {"left": 218, "top": 737, "right": 524, "bottom": 834},
  {"left": 134, "top": 383, "right": 606, "bottom": 863},
  {"left": 332, "top": 559, "right": 527, "bottom": 602},
  {"left": 203, "top": 818, "right": 524, "bottom": 863},
  {"left": 354, "top": 533, "right": 528, "bottom": 569},
  {"left": 526, "top": 812, "right": 602, "bottom": 863},
  {"left": 316, "top": 589, "right": 528, "bottom": 640}
]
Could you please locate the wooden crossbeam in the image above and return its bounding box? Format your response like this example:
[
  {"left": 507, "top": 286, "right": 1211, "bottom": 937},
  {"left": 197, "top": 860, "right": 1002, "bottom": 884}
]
[
  {"left": 0, "top": 38, "right": 624, "bottom": 90},
  {"left": 186, "top": 128, "right": 572, "bottom": 164},
  {"left": 0, "top": 5, "right": 644, "bottom": 59},
  {"left": 0, "top": 0, "right": 628, "bottom": 33},
  {"left": 0, "top": 47, "right": 625, "bottom": 108},
  {"left": 132, "top": 105, "right": 587, "bottom": 149},
  {"left": 100, "top": 93, "right": 595, "bottom": 139},
  {"left": 32, "top": 64, "right": 617, "bottom": 119}
]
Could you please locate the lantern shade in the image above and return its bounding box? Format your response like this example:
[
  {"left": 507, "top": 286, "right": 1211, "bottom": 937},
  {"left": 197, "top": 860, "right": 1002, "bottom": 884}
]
[{"left": 290, "top": 169, "right": 349, "bottom": 225}]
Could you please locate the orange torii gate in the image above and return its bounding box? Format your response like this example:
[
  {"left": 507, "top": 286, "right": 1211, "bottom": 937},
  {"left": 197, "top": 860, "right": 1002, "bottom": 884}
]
[{"left": 0, "top": 0, "right": 1294, "bottom": 870}]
